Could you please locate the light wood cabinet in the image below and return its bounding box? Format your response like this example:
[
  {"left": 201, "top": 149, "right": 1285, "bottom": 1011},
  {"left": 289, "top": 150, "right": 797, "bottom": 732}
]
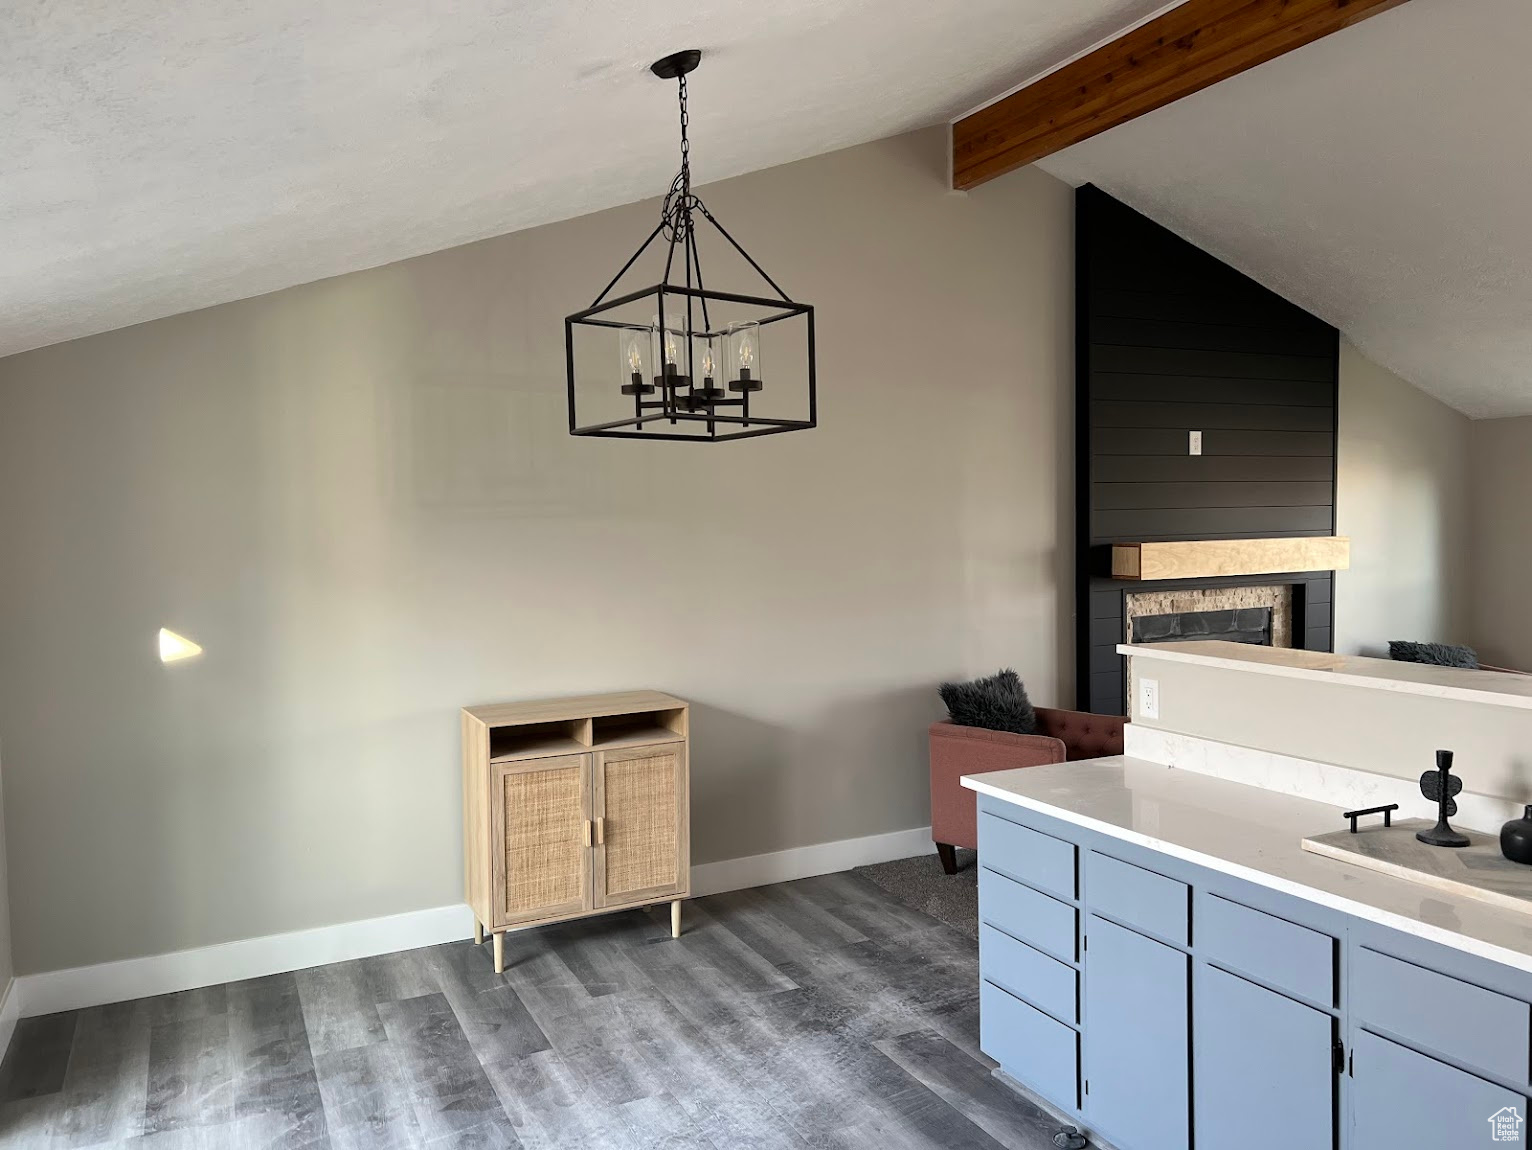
[{"left": 463, "top": 691, "right": 690, "bottom": 971}]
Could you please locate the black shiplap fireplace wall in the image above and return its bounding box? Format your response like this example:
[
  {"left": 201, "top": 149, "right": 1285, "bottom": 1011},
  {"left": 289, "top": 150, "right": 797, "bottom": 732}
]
[{"left": 1075, "top": 186, "right": 1340, "bottom": 715}]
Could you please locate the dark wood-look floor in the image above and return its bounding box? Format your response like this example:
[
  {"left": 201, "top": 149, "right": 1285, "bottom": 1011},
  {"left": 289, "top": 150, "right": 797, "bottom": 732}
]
[{"left": 0, "top": 872, "right": 1066, "bottom": 1149}]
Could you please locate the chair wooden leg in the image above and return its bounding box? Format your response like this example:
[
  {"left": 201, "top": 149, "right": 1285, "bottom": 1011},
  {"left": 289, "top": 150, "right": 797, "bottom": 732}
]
[{"left": 936, "top": 842, "right": 959, "bottom": 875}]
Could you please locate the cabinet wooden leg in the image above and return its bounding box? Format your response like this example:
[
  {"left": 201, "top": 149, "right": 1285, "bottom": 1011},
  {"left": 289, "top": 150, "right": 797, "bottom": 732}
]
[
  {"left": 671, "top": 899, "right": 682, "bottom": 939},
  {"left": 474, "top": 920, "right": 483, "bottom": 946},
  {"left": 492, "top": 931, "right": 504, "bottom": 974}
]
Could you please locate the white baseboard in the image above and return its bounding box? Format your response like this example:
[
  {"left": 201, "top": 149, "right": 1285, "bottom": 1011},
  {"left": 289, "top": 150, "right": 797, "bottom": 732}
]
[
  {"left": 0, "top": 977, "right": 17, "bottom": 1058},
  {"left": 10, "top": 824, "right": 934, "bottom": 1021},
  {"left": 15, "top": 903, "right": 475, "bottom": 1020},
  {"left": 690, "top": 824, "right": 933, "bottom": 897}
]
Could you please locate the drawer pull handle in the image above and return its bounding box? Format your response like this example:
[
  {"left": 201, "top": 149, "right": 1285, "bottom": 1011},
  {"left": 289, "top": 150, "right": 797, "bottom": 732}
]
[
  {"left": 583, "top": 820, "right": 592, "bottom": 847},
  {"left": 596, "top": 817, "right": 606, "bottom": 845}
]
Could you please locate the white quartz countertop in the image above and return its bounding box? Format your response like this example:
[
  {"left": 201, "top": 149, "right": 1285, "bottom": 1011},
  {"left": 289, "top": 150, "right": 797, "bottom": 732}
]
[
  {"left": 963, "top": 757, "right": 1532, "bottom": 975},
  {"left": 1119, "top": 640, "right": 1532, "bottom": 711}
]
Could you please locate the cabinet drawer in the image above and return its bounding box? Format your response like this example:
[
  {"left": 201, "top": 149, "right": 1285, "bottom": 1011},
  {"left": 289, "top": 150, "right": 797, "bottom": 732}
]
[
  {"left": 1085, "top": 851, "right": 1188, "bottom": 946},
  {"left": 981, "top": 980, "right": 1079, "bottom": 1113},
  {"left": 979, "top": 866, "right": 1078, "bottom": 964},
  {"left": 980, "top": 923, "right": 1078, "bottom": 1024},
  {"left": 978, "top": 811, "right": 1076, "bottom": 900},
  {"left": 1353, "top": 946, "right": 1530, "bottom": 1083},
  {"left": 1200, "top": 894, "right": 1335, "bottom": 1006}
]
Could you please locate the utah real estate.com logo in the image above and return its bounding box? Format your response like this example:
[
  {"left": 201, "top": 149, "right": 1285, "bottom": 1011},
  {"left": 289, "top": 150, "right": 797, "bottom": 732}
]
[{"left": 1489, "top": 1106, "right": 1524, "bottom": 1143}]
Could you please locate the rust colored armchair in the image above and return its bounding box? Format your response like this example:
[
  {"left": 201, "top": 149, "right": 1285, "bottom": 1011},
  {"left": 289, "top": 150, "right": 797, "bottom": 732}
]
[{"left": 929, "top": 707, "right": 1125, "bottom": 874}]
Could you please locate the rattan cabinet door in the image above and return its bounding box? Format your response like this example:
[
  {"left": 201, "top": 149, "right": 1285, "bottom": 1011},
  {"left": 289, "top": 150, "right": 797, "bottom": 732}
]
[
  {"left": 491, "top": 753, "right": 592, "bottom": 927},
  {"left": 594, "top": 743, "right": 689, "bottom": 909}
]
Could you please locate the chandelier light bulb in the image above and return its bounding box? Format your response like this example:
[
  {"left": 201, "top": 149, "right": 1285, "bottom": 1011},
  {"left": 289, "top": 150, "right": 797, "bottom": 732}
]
[
  {"left": 726, "top": 320, "right": 763, "bottom": 392},
  {"left": 701, "top": 347, "right": 715, "bottom": 379},
  {"left": 627, "top": 338, "right": 643, "bottom": 374}
]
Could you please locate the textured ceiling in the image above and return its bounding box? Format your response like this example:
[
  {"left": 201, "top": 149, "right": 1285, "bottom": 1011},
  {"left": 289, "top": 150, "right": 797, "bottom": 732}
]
[
  {"left": 1038, "top": 0, "right": 1532, "bottom": 419},
  {"left": 0, "top": 0, "right": 1167, "bottom": 359}
]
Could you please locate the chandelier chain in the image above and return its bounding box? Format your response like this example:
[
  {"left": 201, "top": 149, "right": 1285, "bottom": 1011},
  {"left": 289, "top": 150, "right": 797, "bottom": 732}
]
[
  {"left": 661, "top": 72, "right": 697, "bottom": 242},
  {"left": 678, "top": 73, "right": 690, "bottom": 196}
]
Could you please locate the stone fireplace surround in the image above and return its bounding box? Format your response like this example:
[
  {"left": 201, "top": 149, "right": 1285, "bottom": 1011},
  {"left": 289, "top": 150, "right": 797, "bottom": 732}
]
[{"left": 1126, "top": 584, "right": 1295, "bottom": 650}]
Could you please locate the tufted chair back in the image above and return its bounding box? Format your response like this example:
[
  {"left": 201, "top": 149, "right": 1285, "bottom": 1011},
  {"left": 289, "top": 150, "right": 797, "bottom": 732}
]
[
  {"left": 929, "top": 706, "right": 1126, "bottom": 862},
  {"left": 1033, "top": 707, "right": 1125, "bottom": 761}
]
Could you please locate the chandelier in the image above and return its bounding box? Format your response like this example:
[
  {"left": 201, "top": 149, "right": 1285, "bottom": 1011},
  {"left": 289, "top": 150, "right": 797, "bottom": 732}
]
[{"left": 564, "top": 50, "right": 816, "bottom": 442}]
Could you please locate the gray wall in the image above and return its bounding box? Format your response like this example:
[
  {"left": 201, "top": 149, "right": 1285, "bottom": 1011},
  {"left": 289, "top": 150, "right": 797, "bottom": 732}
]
[
  {"left": 0, "top": 127, "right": 1075, "bottom": 975},
  {"left": 1469, "top": 415, "right": 1532, "bottom": 670},
  {"left": 0, "top": 754, "right": 10, "bottom": 999},
  {"left": 1334, "top": 338, "right": 1472, "bottom": 657}
]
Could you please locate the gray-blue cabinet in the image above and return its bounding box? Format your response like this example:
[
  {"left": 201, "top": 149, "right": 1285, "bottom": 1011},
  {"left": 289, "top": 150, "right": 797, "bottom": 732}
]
[
  {"left": 976, "top": 812, "right": 1082, "bottom": 1115},
  {"left": 975, "top": 795, "right": 1532, "bottom": 1150},
  {"left": 980, "top": 979, "right": 1079, "bottom": 1113},
  {"left": 1194, "top": 963, "right": 1334, "bottom": 1150},
  {"left": 1083, "top": 915, "right": 1189, "bottom": 1150},
  {"left": 1351, "top": 945, "right": 1529, "bottom": 1084},
  {"left": 1351, "top": 1030, "right": 1524, "bottom": 1150}
]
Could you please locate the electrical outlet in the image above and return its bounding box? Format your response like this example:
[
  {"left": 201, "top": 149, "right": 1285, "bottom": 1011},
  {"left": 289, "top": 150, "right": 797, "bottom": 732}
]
[
  {"left": 1189, "top": 430, "right": 1203, "bottom": 456},
  {"left": 1139, "top": 677, "right": 1160, "bottom": 720}
]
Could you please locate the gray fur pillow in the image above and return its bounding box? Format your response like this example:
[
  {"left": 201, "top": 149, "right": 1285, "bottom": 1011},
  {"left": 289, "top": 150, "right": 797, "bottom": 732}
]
[
  {"left": 1389, "top": 640, "right": 1479, "bottom": 669},
  {"left": 939, "top": 668, "right": 1038, "bottom": 734}
]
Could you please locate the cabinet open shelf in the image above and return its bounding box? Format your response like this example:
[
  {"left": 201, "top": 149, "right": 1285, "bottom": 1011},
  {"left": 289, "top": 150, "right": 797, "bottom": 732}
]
[
  {"left": 480, "top": 703, "right": 686, "bottom": 761},
  {"left": 489, "top": 719, "right": 588, "bottom": 762},
  {"left": 592, "top": 708, "right": 686, "bottom": 748},
  {"left": 589, "top": 724, "right": 680, "bottom": 750}
]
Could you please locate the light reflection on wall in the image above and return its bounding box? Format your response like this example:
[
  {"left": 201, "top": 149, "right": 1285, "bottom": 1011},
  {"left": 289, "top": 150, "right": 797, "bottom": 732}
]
[{"left": 158, "top": 628, "right": 203, "bottom": 664}]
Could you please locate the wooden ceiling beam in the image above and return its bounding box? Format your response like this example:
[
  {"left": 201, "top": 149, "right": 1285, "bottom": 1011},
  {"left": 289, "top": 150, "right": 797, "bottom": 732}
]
[{"left": 952, "top": 0, "right": 1411, "bottom": 190}]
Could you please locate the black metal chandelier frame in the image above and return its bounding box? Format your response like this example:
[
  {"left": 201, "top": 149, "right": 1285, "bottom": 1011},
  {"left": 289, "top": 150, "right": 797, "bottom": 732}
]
[{"left": 564, "top": 50, "right": 816, "bottom": 442}]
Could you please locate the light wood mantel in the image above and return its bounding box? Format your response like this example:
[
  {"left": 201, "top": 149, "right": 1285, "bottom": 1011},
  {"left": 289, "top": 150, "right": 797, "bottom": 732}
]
[{"left": 1111, "top": 536, "right": 1350, "bottom": 581}]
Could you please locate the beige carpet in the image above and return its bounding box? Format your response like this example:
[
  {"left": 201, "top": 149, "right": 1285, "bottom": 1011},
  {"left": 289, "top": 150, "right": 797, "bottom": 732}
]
[{"left": 854, "top": 848, "right": 978, "bottom": 938}]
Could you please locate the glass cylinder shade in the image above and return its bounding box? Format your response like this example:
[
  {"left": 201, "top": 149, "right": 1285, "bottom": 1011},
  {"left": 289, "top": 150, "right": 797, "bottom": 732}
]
[
  {"left": 618, "top": 326, "right": 654, "bottom": 396},
  {"left": 726, "top": 321, "right": 763, "bottom": 392},
  {"left": 691, "top": 333, "right": 724, "bottom": 402},
  {"left": 692, "top": 335, "right": 713, "bottom": 384},
  {"left": 651, "top": 315, "right": 690, "bottom": 387}
]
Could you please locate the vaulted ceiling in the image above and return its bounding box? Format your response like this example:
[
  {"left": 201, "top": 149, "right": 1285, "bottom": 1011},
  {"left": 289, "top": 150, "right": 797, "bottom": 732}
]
[
  {"left": 1037, "top": 0, "right": 1532, "bottom": 418},
  {"left": 0, "top": 0, "right": 1166, "bottom": 359},
  {"left": 10, "top": 1, "right": 1526, "bottom": 419}
]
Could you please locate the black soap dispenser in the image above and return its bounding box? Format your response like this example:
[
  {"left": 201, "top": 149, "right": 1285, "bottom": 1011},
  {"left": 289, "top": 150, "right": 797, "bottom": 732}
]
[{"left": 1501, "top": 806, "right": 1532, "bottom": 865}]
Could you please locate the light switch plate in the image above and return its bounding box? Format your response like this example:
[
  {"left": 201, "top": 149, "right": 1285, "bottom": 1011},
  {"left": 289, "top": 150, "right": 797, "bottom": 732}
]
[
  {"left": 1189, "top": 430, "right": 1203, "bottom": 456},
  {"left": 1139, "top": 677, "right": 1160, "bottom": 720}
]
